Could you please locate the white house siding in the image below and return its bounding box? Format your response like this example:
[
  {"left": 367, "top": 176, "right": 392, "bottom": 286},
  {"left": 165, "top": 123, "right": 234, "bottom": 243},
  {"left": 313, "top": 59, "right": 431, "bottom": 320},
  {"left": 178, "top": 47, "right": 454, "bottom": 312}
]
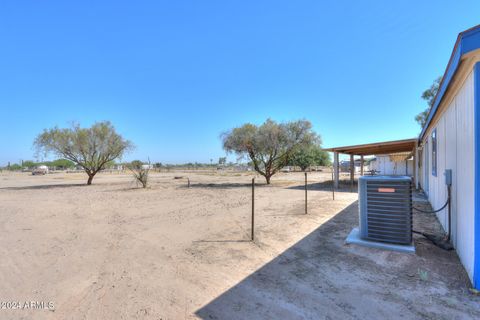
[
  {"left": 422, "top": 70, "right": 475, "bottom": 280},
  {"left": 454, "top": 70, "right": 475, "bottom": 280}
]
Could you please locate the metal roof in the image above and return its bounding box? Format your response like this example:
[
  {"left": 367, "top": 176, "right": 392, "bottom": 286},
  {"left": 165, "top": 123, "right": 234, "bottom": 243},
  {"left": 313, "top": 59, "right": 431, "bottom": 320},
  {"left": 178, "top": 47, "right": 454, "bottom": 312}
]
[{"left": 323, "top": 138, "right": 416, "bottom": 156}]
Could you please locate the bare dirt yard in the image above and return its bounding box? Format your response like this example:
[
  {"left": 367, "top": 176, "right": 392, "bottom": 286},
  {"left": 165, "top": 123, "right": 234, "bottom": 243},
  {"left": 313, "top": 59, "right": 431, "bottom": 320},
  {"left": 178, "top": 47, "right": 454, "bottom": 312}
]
[{"left": 0, "top": 170, "right": 478, "bottom": 319}]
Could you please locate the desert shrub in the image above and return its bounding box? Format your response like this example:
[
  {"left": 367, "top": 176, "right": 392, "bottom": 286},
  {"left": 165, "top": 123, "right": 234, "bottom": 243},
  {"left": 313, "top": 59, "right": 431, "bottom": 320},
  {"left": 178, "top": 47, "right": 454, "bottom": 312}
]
[{"left": 128, "top": 160, "right": 150, "bottom": 188}]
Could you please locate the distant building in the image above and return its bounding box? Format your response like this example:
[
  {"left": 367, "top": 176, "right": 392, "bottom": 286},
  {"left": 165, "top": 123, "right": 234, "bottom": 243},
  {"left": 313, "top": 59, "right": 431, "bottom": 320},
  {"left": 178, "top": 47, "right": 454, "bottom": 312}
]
[
  {"left": 339, "top": 160, "right": 366, "bottom": 173},
  {"left": 368, "top": 153, "right": 413, "bottom": 176}
]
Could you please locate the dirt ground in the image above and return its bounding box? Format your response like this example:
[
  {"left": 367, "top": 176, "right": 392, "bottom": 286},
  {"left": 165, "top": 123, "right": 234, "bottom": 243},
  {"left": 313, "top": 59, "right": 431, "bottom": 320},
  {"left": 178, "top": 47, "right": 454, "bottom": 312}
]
[{"left": 0, "top": 170, "right": 478, "bottom": 320}]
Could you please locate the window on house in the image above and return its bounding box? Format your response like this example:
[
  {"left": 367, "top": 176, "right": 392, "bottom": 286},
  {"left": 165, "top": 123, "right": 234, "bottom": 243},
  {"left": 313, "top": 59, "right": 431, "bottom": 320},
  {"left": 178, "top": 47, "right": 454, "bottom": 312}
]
[{"left": 432, "top": 129, "right": 437, "bottom": 176}]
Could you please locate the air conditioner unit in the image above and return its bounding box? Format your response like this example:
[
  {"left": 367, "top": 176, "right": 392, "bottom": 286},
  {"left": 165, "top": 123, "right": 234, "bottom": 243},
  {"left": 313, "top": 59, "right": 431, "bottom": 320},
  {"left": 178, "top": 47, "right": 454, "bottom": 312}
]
[{"left": 359, "top": 176, "right": 413, "bottom": 245}]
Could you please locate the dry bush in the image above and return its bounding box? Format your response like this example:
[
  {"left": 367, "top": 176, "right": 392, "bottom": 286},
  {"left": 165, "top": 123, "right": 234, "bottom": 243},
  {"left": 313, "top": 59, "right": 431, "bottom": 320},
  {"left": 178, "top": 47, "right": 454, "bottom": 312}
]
[{"left": 128, "top": 160, "right": 150, "bottom": 188}]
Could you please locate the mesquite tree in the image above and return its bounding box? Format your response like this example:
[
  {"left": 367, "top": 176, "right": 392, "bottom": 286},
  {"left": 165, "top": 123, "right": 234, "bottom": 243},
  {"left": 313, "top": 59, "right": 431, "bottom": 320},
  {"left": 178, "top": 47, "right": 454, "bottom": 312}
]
[
  {"left": 34, "top": 121, "right": 133, "bottom": 185},
  {"left": 222, "top": 119, "right": 318, "bottom": 184},
  {"left": 289, "top": 144, "right": 330, "bottom": 171}
]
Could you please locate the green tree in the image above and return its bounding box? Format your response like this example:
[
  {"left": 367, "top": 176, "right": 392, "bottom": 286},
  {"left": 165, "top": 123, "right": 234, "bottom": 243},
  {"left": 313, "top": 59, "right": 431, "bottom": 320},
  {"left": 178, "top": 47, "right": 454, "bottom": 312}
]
[
  {"left": 130, "top": 160, "right": 144, "bottom": 169},
  {"left": 8, "top": 163, "right": 22, "bottom": 171},
  {"left": 415, "top": 77, "right": 442, "bottom": 127},
  {"left": 34, "top": 121, "right": 133, "bottom": 185},
  {"left": 51, "top": 159, "right": 75, "bottom": 169},
  {"left": 222, "top": 119, "right": 318, "bottom": 184},
  {"left": 218, "top": 157, "right": 227, "bottom": 166},
  {"left": 22, "top": 160, "right": 36, "bottom": 168},
  {"left": 290, "top": 144, "right": 330, "bottom": 171}
]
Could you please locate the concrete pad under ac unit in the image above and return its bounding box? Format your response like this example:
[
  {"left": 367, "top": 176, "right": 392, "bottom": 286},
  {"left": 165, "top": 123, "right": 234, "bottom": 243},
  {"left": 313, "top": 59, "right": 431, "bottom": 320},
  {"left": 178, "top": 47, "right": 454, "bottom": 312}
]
[{"left": 346, "top": 227, "right": 415, "bottom": 254}]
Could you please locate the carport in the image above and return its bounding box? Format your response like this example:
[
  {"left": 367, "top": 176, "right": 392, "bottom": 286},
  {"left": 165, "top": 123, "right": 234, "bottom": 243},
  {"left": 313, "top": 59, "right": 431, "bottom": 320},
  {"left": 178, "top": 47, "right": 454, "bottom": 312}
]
[{"left": 324, "top": 138, "right": 417, "bottom": 189}]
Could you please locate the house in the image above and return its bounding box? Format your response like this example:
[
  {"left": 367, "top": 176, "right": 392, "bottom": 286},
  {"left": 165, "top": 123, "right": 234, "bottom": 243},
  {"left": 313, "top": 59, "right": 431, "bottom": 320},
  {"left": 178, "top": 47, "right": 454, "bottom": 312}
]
[
  {"left": 325, "top": 25, "right": 480, "bottom": 289},
  {"left": 416, "top": 24, "right": 480, "bottom": 289}
]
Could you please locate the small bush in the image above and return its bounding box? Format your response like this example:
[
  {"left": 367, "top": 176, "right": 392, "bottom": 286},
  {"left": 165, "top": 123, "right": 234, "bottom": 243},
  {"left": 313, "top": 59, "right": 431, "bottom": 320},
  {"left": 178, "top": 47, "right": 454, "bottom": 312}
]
[{"left": 128, "top": 160, "right": 150, "bottom": 188}]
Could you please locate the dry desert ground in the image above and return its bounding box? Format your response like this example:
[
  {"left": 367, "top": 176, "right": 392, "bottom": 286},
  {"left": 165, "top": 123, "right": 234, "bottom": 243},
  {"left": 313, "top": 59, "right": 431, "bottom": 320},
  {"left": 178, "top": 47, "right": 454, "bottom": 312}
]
[{"left": 0, "top": 170, "right": 479, "bottom": 319}]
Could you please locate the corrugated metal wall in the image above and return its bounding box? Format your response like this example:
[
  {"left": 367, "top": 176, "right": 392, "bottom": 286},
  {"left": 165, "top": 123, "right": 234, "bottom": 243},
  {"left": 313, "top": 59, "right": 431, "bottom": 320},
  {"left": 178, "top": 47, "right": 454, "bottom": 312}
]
[
  {"left": 421, "top": 70, "right": 475, "bottom": 280},
  {"left": 370, "top": 156, "right": 413, "bottom": 176}
]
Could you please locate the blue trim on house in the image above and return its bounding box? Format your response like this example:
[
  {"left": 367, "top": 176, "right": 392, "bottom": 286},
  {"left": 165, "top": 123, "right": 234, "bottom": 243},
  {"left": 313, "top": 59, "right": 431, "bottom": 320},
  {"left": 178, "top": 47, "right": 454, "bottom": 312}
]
[
  {"left": 420, "top": 25, "right": 480, "bottom": 140},
  {"left": 474, "top": 62, "right": 480, "bottom": 289}
]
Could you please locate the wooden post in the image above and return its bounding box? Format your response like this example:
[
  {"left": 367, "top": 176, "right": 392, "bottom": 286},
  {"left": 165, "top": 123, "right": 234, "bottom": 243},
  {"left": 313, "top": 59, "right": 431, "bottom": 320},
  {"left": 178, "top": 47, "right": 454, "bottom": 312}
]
[
  {"left": 304, "top": 172, "right": 307, "bottom": 214},
  {"left": 331, "top": 168, "right": 335, "bottom": 200},
  {"left": 187, "top": 178, "right": 190, "bottom": 188},
  {"left": 333, "top": 152, "right": 339, "bottom": 189},
  {"left": 360, "top": 155, "right": 364, "bottom": 176},
  {"left": 413, "top": 142, "right": 418, "bottom": 189},
  {"left": 251, "top": 177, "right": 255, "bottom": 241},
  {"left": 350, "top": 154, "right": 354, "bottom": 192}
]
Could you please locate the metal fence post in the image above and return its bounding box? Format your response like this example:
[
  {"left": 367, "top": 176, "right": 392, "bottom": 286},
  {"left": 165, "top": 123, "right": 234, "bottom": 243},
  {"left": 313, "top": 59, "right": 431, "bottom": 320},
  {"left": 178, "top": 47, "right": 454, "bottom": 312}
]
[
  {"left": 305, "top": 172, "right": 307, "bottom": 214},
  {"left": 251, "top": 177, "right": 255, "bottom": 241}
]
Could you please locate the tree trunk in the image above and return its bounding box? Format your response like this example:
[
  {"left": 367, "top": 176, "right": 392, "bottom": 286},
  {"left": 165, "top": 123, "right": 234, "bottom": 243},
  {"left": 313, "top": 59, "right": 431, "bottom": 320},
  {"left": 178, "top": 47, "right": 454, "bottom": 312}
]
[
  {"left": 87, "top": 174, "right": 94, "bottom": 185},
  {"left": 265, "top": 175, "right": 271, "bottom": 184}
]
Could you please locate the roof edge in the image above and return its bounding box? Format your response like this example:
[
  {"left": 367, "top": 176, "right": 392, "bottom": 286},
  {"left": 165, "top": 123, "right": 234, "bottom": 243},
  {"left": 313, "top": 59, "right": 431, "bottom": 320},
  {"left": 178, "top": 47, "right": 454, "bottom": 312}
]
[
  {"left": 419, "top": 24, "right": 480, "bottom": 140},
  {"left": 324, "top": 138, "right": 417, "bottom": 153}
]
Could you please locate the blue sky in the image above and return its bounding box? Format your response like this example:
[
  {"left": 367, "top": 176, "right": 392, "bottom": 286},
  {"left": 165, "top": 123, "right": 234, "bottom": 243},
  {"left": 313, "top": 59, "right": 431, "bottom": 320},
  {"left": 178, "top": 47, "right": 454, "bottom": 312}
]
[{"left": 0, "top": 1, "right": 479, "bottom": 165}]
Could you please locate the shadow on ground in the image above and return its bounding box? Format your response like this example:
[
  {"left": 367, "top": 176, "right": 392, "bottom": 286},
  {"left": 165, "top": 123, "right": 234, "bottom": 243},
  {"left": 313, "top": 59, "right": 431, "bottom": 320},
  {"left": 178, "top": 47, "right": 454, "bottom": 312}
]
[
  {"left": 0, "top": 183, "right": 86, "bottom": 191},
  {"left": 195, "top": 201, "right": 478, "bottom": 320},
  {"left": 187, "top": 182, "right": 272, "bottom": 189},
  {"left": 193, "top": 240, "right": 252, "bottom": 243},
  {"left": 287, "top": 179, "right": 357, "bottom": 193},
  {"left": 187, "top": 183, "right": 251, "bottom": 189}
]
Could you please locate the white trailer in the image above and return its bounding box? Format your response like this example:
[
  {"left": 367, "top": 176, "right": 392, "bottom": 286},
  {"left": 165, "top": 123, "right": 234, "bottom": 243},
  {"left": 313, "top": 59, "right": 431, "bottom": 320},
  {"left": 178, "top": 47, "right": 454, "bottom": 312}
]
[
  {"left": 32, "top": 165, "right": 49, "bottom": 175},
  {"left": 416, "top": 25, "right": 480, "bottom": 287}
]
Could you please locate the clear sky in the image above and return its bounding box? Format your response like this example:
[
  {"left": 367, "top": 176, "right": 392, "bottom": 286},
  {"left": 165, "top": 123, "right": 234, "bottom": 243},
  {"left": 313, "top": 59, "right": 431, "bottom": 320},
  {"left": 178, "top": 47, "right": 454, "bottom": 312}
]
[{"left": 0, "top": 1, "right": 479, "bottom": 165}]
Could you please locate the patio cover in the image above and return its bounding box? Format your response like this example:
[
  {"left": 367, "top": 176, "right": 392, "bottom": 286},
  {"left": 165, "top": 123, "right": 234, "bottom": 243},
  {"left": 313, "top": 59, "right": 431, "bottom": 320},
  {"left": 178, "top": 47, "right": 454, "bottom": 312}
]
[
  {"left": 323, "top": 138, "right": 417, "bottom": 156},
  {"left": 323, "top": 138, "right": 417, "bottom": 189}
]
